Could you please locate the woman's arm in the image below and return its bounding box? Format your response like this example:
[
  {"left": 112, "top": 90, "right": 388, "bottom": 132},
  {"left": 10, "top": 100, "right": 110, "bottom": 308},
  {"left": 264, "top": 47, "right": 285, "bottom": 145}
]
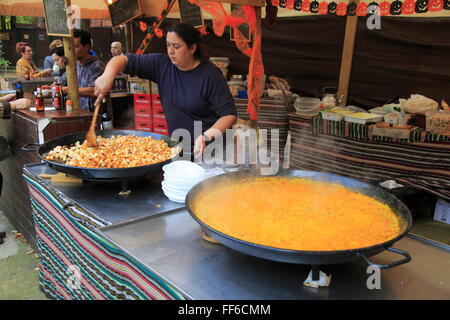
[{"left": 94, "top": 55, "right": 128, "bottom": 106}]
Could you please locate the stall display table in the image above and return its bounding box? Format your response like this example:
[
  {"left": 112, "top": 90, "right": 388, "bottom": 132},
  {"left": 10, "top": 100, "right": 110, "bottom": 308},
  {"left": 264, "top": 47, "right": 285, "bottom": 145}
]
[
  {"left": 23, "top": 163, "right": 450, "bottom": 300},
  {"left": 289, "top": 113, "right": 450, "bottom": 201},
  {"left": 0, "top": 109, "right": 97, "bottom": 249}
]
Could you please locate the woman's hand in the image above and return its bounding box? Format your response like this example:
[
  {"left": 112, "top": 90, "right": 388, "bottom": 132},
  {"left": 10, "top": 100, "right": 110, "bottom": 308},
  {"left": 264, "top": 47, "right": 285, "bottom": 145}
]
[
  {"left": 193, "top": 135, "right": 207, "bottom": 158},
  {"left": 10, "top": 98, "right": 31, "bottom": 111},
  {"left": 94, "top": 74, "right": 114, "bottom": 106}
]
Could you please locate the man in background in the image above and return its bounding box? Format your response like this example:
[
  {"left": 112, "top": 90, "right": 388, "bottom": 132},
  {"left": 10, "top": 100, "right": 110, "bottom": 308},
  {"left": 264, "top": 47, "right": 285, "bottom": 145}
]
[
  {"left": 111, "top": 42, "right": 124, "bottom": 57},
  {"left": 60, "top": 29, "right": 105, "bottom": 112}
]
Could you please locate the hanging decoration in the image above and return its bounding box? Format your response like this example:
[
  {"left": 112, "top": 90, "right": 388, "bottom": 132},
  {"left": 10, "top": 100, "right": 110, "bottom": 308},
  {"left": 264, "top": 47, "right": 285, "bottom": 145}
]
[
  {"left": 402, "top": 0, "right": 416, "bottom": 14},
  {"left": 271, "top": 0, "right": 449, "bottom": 14},
  {"left": 135, "top": 0, "right": 177, "bottom": 55},
  {"left": 379, "top": 1, "right": 391, "bottom": 15},
  {"left": 186, "top": 0, "right": 265, "bottom": 121},
  {"left": 139, "top": 21, "right": 147, "bottom": 32},
  {"left": 416, "top": 0, "right": 429, "bottom": 13}
]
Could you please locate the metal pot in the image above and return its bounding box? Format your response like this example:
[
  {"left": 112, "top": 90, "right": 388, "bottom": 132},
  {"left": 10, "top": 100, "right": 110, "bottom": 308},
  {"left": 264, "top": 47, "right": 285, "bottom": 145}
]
[
  {"left": 186, "top": 169, "right": 412, "bottom": 269},
  {"left": 22, "top": 129, "right": 181, "bottom": 181}
]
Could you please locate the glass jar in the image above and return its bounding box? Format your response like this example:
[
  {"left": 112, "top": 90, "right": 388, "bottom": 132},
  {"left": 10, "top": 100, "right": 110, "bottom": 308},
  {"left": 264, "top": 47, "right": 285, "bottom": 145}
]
[{"left": 228, "top": 79, "right": 246, "bottom": 97}]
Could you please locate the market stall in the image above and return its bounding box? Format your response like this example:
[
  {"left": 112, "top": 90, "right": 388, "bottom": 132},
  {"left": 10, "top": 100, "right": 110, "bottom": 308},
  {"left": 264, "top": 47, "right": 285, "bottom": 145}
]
[
  {"left": 0, "top": 0, "right": 449, "bottom": 301},
  {"left": 22, "top": 163, "right": 450, "bottom": 299}
]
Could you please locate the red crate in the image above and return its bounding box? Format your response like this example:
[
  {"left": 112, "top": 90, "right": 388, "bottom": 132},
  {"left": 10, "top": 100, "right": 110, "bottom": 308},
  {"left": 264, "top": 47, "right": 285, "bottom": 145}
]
[
  {"left": 135, "top": 118, "right": 152, "bottom": 131},
  {"left": 151, "top": 94, "right": 162, "bottom": 108},
  {"left": 152, "top": 106, "right": 166, "bottom": 121},
  {"left": 134, "top": 94, "right": 151, "bottom": 116},
  {"left": 134, "top": 106, "right": 152, "bottom": 118},
  {"left": 153, "top": 127, "right": 169, "bottom": 135},
  {"left": 134, "top": 94, "right": 151, "bottom": 106},
  {"left": 153, "top": 117, "right": 168, "bottom": 130}
]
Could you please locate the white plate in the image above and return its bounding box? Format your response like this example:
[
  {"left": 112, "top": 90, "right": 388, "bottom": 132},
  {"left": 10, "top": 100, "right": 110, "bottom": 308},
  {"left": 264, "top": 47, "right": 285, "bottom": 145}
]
[
  {"left": 161, "top": 180, "right": 193, "bottom": 194},
  {"left": 163, "top": 173, "right": 204, "bottom": 185},
  {"left": 162, "top": 186, "right": 186, "bottom": 203},
  {"left": 163, "top": 161, "right": 205, "bottom": 179}
]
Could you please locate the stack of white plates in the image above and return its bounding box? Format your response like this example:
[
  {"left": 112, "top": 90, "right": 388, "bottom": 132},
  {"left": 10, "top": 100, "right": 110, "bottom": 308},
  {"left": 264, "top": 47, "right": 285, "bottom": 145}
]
[{"left": 162, "top": 161, "right": 205, "bottom": 203}]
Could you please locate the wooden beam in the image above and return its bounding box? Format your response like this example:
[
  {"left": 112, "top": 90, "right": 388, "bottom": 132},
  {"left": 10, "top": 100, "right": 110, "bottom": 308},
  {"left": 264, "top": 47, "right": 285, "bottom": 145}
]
[
  {"left": 64, "top": 0, "right": 80, "bottom": 111},
  {"left": 337, "top": 4, "right": 359, "bottom": 106}
]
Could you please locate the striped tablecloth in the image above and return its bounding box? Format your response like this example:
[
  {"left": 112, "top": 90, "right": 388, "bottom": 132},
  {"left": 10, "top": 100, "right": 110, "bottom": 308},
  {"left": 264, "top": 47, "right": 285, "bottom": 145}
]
[
  {"left": 289, "top": 113, "right": 450, "bottom": 201},
  {"left": 23, "top": 169, "right": 185, "bottom": 300}
]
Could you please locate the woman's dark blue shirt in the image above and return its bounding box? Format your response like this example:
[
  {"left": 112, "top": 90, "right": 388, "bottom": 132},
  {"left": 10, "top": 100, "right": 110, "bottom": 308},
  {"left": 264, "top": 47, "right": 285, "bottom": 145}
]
[{"left": 124, "top": 53, "right": 236, "bottom": 137}]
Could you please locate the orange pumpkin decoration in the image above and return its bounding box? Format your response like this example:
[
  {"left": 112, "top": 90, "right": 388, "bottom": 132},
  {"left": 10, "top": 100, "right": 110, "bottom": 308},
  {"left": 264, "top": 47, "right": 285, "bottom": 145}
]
[
  {"left": 286, "top": 0, "right": 295, "bottom": 9},
  {"left": 428, "top": 0, "right": 444, "bottom": 11},
  {"left": 402, "top": 0, "right": 416, "bottom": 14},
  {"left": 336, "top": 2, "right": 347, "bottom": 15},
  {"left": 318, "top": 1, "right": 328, "bottom": 14},
  {"left": 301, "top": 0, "right": 311, "bottom": 12},
  {"left": 356, "top": 2, "right": 368, "bottom": 16},
  {"left": 379, "top": 1, "right": 391, "bottom": 15}
]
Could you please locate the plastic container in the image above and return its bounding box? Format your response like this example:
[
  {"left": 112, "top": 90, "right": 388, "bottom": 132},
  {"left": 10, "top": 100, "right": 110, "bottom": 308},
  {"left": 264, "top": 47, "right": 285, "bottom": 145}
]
[
  {"left": 426, "top": 111, "right": 450, "bottom": 133},
  {"left": 294, "top": 97, "right": 321, "bottom": 113},
  {"left": 228, "top": 79, "right": 246, "bottom": 97},
  {"left": 344, "top": 112, "right": 384, "bottom": 124},
  {"left": 321, "top": 108, "right": 355, "bottom": 121}
]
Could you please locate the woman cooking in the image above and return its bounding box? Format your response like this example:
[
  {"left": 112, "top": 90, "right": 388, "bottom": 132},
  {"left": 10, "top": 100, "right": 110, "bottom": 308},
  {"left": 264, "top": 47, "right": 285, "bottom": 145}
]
[
  {"left": 16, "top": 42, "right": 52, "bottom": 79},
  {"left": 95, "top": 23, "right": 237, "bottom": 155}
]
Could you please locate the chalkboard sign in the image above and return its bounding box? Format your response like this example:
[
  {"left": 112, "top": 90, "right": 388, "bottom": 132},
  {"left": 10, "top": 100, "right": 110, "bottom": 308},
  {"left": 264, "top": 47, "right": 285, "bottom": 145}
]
[
  {"left": 109, "top": 0, "right": 142, "bottom": 29},
  {"left": 43, "top": 0, "right": 70, "bottom": 36},
  {"left": 178, "top": 0, "right": 204, "bottom": 28}
]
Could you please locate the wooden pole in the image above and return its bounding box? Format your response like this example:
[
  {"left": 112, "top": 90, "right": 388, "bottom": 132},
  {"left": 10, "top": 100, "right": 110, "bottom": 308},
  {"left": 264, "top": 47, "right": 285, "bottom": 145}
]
[
  {"left": 64, "top": 0, "right": 80, "bottom": 111},
  {"left": 337, "top": 4, "right": 359, "bottom": 107},
  {"left": 63, "top": 36, "right": 80, "bottom": 111},
  {"left": 125, "top": 22, "right": 133, "bottom": 53}
]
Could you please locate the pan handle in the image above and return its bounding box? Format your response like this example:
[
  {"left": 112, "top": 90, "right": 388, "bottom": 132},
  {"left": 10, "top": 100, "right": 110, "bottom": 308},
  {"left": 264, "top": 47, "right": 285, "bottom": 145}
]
[
  {"left": 358, "top": 247, "right": 411, "bottom": 269},
  {"left": 21, "top": 143, "right": 41, "bottom": 152}
]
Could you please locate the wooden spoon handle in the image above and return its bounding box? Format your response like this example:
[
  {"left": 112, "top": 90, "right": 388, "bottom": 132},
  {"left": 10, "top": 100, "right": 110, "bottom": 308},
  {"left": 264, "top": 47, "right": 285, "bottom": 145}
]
[{"left": 86, "top": 101, "right": 101, "bottom": 146}]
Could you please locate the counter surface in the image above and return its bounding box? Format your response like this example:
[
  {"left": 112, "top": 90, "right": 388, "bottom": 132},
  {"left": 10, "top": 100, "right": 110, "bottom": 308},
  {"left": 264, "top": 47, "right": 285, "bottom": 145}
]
[
  {"left": 26, "top": 163, "right": 184, "bottom": 224},
  {"left": 25, "top": 163, "right": 450, "bottom": 300},
  {"left": 99, "top": 210, "right": 450, "bottom": 300}
]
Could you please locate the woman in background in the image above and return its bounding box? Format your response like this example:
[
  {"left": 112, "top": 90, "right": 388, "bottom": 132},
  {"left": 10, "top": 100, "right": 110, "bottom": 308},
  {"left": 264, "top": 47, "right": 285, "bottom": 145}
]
[
  {"left": 44, "top": 39, "right": 63, "bottom": 73},
  {"left": 16, "top": 42, "right": 52, "bottom": 79}
]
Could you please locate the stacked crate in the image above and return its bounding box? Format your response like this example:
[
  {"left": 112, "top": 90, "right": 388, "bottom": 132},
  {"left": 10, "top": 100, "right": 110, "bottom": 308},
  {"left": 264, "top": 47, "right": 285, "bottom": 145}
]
[
  {"left": 133, "top": 93, "right": 169, "bottom": 134},
  {"left": 151, "top": 94, "right": 168, "bottom": 135},
  {"left": 134, "top": 94, "right": 152, "bottom": 131}
]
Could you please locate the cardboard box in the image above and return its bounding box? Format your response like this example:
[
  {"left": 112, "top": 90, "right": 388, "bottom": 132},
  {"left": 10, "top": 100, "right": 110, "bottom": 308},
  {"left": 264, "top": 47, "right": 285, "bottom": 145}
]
[
  {"left": 434, "top": 198, "right": 450, "bottom": 225},
  {"left": 129, "top": 77, "right": 150, "bottom": 94}
]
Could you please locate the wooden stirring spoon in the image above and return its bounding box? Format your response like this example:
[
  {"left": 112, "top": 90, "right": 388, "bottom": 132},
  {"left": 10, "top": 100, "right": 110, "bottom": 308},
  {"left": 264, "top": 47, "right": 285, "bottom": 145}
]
[{"left": 86, "top": 100, "right": 102, "bottom": 147}]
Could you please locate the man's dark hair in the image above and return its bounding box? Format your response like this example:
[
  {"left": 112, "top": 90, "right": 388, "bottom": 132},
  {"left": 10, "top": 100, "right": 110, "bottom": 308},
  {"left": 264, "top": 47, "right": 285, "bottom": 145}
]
[
  {"left": 166, "top": 23, "right": 206, "bottom": 61},
  {"left": 73, "top": 29, "right": 92, "bottom": 50},
  {"left": 50, "top": 46, "right": 65, "bottom": 57}
]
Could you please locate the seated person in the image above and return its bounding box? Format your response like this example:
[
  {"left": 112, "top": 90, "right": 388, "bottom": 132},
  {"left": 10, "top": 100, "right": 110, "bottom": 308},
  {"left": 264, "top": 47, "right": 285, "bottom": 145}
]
[{"left": 16, "top": 42, "right": 52, "bottom": 78}]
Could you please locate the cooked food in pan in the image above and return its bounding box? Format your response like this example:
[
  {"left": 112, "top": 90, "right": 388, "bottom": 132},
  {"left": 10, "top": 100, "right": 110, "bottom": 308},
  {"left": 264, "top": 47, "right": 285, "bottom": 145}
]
[
  {"left": 193, "top": 177, "right": 401, "bottom": 251},
  {"left": 45, "top": 135, "right": 175, "bottom": 168}
]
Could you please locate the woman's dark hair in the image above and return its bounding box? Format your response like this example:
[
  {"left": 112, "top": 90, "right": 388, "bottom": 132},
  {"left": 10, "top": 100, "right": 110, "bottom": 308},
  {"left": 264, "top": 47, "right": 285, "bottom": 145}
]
[
  {"left": 51, "top": 46, "right": 65, "bottom": 57},
  {"left": 166, "top": 23, "right": 206, "bottom": 61}
]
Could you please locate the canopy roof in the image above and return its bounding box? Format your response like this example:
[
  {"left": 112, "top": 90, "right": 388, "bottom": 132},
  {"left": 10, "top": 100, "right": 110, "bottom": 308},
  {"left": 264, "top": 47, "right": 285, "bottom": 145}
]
[{"left": 0, "top": 0, "right": 183, "bottom": 20}]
